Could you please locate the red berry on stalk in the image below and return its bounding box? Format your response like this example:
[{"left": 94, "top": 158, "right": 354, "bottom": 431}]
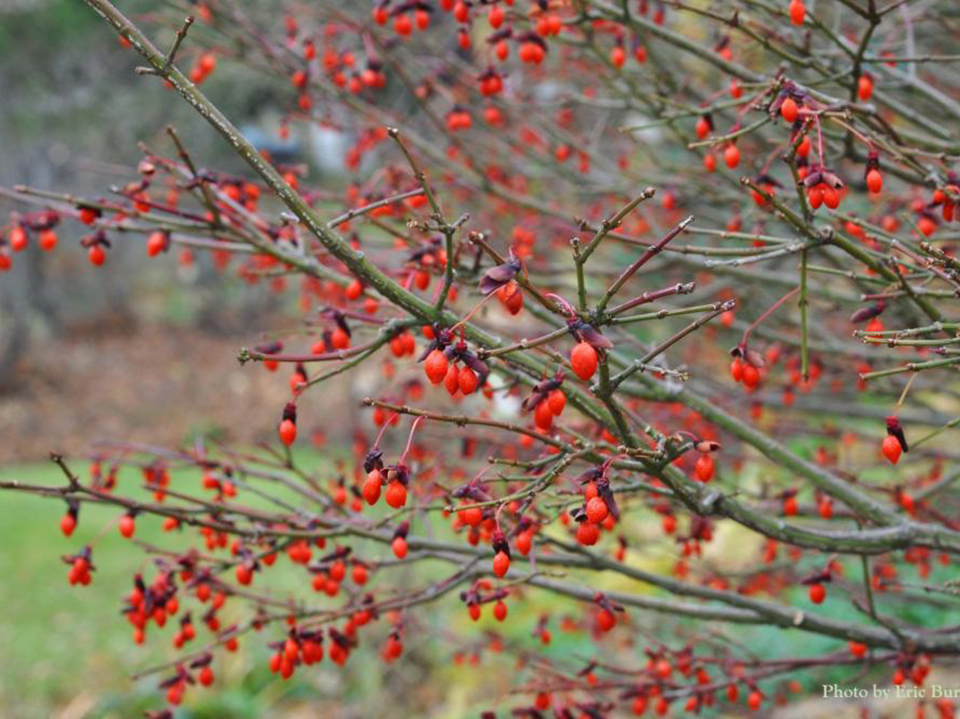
[
  {"left": 741, "top": 363, "right": 760, "bottom": 388},
  {"left": 789, "top": 0, "right": 805, "bottom": 26},
  {"left": 695, "top": 453, "right": 714, "bottom": 482},
  {"left": 782, "top": 496, "right": 798, "bottom": 516},
  {"left": 424, "top": 349, "right": 449, "bottom": 385},
  {"left": 392, "top": 535, "right": 408, "bottom": 559},
  {"left": 610, "top": 46, "right": 626, "bottom": 68},
  {"left": 576, "top": 521, "right": 600, "bottom": 546},
  {"left": 534, "top": 400, "right": 554, "bottom": 431},
  {"left": 808, "top": 583, "right": 826, "bottom": 604},
  {"left": 493, "top": 600, "right": 507, "bottom": 622},
  {"left": 279, "top": 418, "right": 297, "bottom": 446},
  {"left": 596, "top": 608, "right": 616, "bottom": 632},
  {"left": 570, "top": 342, "right": 598, "bottom": 381},
  {"left": 492, "top": 550, "right": 510, "bottom": 577},
  {"left": 39, "top": 229, "right": 58, "bottom": 251},
  {"left": 458, "top": 366, "right": 479, "bottom": 395},
  {"left": 385, "top": 480, "right": 407, "bottom": 508},
  {"left": 882, "top": 435, "right": 902, "bottom": 464},
  {"left": 866, "top": 168, "right": 883, "bottom": 194},
  {"left": 199, "top": 665, "right": 214, "bottom": 686},
  {"left": 585, "top": 496, "right": 609, "bottom": 524},
  {"left": 236, "top": 563, "right": 253, "bottom": 585},
  {"left": 60, "top": 513, "right": 77, "bottom": 536},
  {"left": 119, "top": 514, "right": 136, "bottom": 538},
  {"left": 723, "top": 143, "right": 740, "bottom": 169},
  {"left": 780, "top": 97, "right": 799, "bottom": 123},
  {"left": 88, "top": 245, "right": 106, "bottom": 266},
  {"left": 362, "top": 470, "right": 382, "bottom": 505},
  {"left": 146, "top": 231, "right": 166, "bottom": 257},
  {"left": 547, "top": 389, "right": 566, "bottom": 415},
  {"left": 747, "top": 690, "right": 762, "bottom": 710}
]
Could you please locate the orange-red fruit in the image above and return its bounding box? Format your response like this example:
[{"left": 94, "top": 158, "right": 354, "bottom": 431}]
[
  {"left": 9, "top": 225, "right": 27, "bottom": 251},
  {"left": 780, "top": 97, "right": 799, "bottom": 123},
  {"left": 547, "top": 389, "right": 566, "bottom": 415},
  {"left": 424, "top": 349, "right": 449, "bottom": 384},
  {"left": 789, "top": 0, "right": 805, "bottom": 26},
  {"left": 88, "top": 245, "right": 106, "bottom": 266},
  {"left": 279, "top": 418, "right": 297, "bottom": 446},
  {"left": 882, "top": 435, "right": 902, "bottom": 465},
  {"left": 747, "top": 690, "right": 763, "bottom": 710},
  {"left": 576, "top": 521, "right": 600, "bottom": 546},
  {"left": 783, "top": 496, "right": 798, "bottom": 516},
  {"left": 119, "top": 514, "right": 136, "bottom": 538},
  {"left": 198, "top": 666, "right": 214, "bottom": 686},
  {"left": 236, "top": 564, "right": 253, "bottom": 585},
  {"left": 808, "top": 583, "right": 826, "bottom": 604},
  {"left": 610, "top": 46, "right": 626, "bottom": 68},
  {"left": 695, "top": 453, "right": 715, "bottom": 482},
  {"left": 741, "top": 363, "right": 760, "bottom": 388},
  {"left": 585, "top": 496, "right": 609, "bottom": 524},
  {"left": 146, "top": 231, "right": 166, "bottom": 257},
  {"left": 596, "top": 608, "right": 616, "bottom": 632},
  {"left": 724, "top": 144, "right": 740, "bottom": 169},
  {"left": 492, "top": 550, "right": 510, "bottom": 577},
  {"left": 866, "top": 169, "right": 883, "bottom": 194},
  {"left": 384, "top": 481, "right": 407, "bottom": 508},
  {"left": 534, "top": 400, "right": 554, "bottom": 431},
  {"left": 39, "top": 229, "right": 58, "bottom": 251},
  {"left": 493, "top": 600, "right": 507, "bottom": 621},
  {"left": 458, "top": 366, "right": 479, "bottom": 395},
  {"left": 570, "top": 342, "right": 598, "bottom": 381},
  {"left": 60, "top": 514, "right": 76, "bottom": 536},
  {"left": 392, "top": 536, "right": 408, "bottom": 559},
  {"left": 362, "top": 470, "right": 382, "bottom": 505}
]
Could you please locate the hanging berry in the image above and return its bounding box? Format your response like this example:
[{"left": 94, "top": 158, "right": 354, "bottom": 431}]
[{"left": 279, "top": 403, "right": 298, "bottom": 446}]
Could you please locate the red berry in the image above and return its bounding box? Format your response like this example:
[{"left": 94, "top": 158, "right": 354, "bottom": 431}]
[
  {"left": 119, "top": 514, "right": 136, "bottom": 538},
  {"left": 849, "top": 641, "right": 867, "bottom": 657},
  {"left": 780, "top": 97, "right": 799, "bottom": 123},
  {"left": 60, "top": 513, "right": 77, "bottom": 537},
  {"left": 146, "top": 231, "right": 166, "bottom": 257},
  {"left": 882, "top": 434, "right": 902, "bottom": 465},
  {"left": 547, "top": 389, "right": 566, "bottom": 415},
  {"left": 808, "top": 583, "right": 826, "bottom": 604},
  {"left": 392, "top": 536, "right": 408, "bottom": 559},
  {"left": 39, "top": 229, "right": 58, "bottom": 251},
  {"left": 88, "top": 245, "right": 106, "bottom": 266},
  {"left": 724, "top": 144, "right": 740, "bottom": 169},
  {"left": 9, "top": 225, "right": 28, "bottom": 251},
  {"left": 198, "top": 666, "right": 214, "bottom": 686},
  {"left": 576, "top": 521, "right": 600, "bottom": 546},
  {"left": 458, "top": 366, "right": 479, "bottom": 395},
  {"left": 585, "top": 496, "right": 609, "bottom": 524},
  {"left": 742, "top": 363, "right": 760, "bottom": 388},
  {"left": 695, "top": 453, "right": 715, "bottom": 482},
  {"left": 596, "top": 608, "right": 616, "bottom": 632},
  {"left": 610, "top": 46, "right": 626, "bottom": 68},
  {"left": 236, "top": 563, "right": 253, "bottom": 585},
  {"left": 279, "top": 418, "right": 297, "bottom": 446},
  {"left": 385, "top": 481, "right": 407, "bottom": 508},
  {"left": 570, "top": 342, "right": 598, "bottom": 381},
  {"left": 534, "top": 400, "right": 554, "bottom": 431},
  {"left": 424, "top": 349, "right": 449, "bottom": 385},
  {"left": 492, "top": 550, "right": 510, "bottom": 577},
  {"left": 866, "top": 169, "right": 883, "bottom": 194},
  {"left": 493, "top": 600, "right": 508, "bottom": 621},
  {"left": 789, "top": 0, "right": 805, "bottom": 26},
  {"left": 783, "top": 496, "right": 798, "bottom": 516},
  {"left": 747, "top": 690, "right": 762, "bottom": 710},
  {"left": 362, "top": 470, "right": 382, "bottom": 505}
]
